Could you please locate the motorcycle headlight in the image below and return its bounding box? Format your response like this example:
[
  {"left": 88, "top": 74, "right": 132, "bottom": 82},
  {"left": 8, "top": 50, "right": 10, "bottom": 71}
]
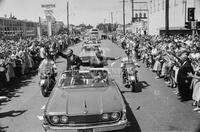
[
  {"left": 40, "top": 73, "right": 47, "bottom": 79},
  {"left": 102, "top": 113, "right": 109, "bottom": 120},
  {"left": 111, "top": 112, "right": 120, "bottom": 120},
  {"left": 51, "top": 115, "right": 59, "bottom": 124},
  {"left": 60, "top": 115, "right": 68, "bottom": 123}
]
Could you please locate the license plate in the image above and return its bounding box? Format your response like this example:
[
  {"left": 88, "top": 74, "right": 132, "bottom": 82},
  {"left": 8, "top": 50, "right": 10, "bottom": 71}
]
[{"left": 78, "top": 129, "right": 93, "bottom": 132}]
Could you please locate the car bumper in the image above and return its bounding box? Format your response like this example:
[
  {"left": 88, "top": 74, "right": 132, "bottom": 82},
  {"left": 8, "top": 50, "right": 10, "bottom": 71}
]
[{"left": 43, "top": 120, "right": 127, "bottom": 132}]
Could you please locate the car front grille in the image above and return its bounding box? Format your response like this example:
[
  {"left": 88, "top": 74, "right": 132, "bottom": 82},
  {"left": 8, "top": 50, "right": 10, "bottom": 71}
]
[{"left": 68, "top": 115, "right": 101, "bottom": 124}]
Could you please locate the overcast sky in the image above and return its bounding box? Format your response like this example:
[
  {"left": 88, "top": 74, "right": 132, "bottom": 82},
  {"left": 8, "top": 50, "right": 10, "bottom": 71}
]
[{"left": 0, "top": 0, "right": 138, "bottom": 26}]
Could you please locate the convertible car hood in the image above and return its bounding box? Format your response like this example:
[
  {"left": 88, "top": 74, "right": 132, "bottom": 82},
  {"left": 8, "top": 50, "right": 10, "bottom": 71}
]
[{"left": 45, "top": 86, "right": 123, "bottom": 115}]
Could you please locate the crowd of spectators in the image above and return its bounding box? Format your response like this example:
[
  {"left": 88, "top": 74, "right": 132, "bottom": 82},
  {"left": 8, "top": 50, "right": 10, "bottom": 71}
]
[
  {"left": 0, "top": 35, "right": 79, "bottom": 92},
  {"left": 114, "top": 32, "right": 200, "bottom": 113}
]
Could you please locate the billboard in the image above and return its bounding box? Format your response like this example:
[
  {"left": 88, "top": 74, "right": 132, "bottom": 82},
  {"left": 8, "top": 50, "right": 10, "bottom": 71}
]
[{"left": 41, "top": 3, "right": 55, "bottom": 22}]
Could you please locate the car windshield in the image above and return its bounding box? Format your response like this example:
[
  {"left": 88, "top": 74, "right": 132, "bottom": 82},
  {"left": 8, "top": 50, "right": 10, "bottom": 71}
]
[
  {"left": 82, "top": 46, "right": 98, "bottom": 52},
  {"left": 58, "top": 70, "right": 109, "bottom": 88},
  {"left": 91, "top": 32, "right": 98, "bottom": 35},
  {"left": 82, "top": 46, "right": 92, "bottom": 51}
]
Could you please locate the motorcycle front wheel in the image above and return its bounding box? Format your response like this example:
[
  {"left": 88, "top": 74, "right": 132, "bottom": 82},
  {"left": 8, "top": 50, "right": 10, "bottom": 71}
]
[{"left": 41, "top": 86, "right": 49, "bottom": 97}]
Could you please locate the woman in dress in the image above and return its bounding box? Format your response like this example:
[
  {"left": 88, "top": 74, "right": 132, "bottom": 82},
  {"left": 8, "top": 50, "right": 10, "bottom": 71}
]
[{"left": 188, "top": 62, "right": 200, "bottom": 112}]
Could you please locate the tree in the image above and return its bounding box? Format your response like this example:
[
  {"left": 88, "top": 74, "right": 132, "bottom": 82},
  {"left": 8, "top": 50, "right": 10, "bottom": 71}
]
[
  {"left": 96, "top": 23, "right": 118, "bottom": 33},
  {"left": 86, "top": 24, "right": 93, "bottom": 29}
]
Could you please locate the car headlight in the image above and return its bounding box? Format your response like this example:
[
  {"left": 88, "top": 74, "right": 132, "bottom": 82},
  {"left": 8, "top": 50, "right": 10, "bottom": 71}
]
[
  {"left": 102, "top": 113, "right": 109, "bottom": 120},
  {"left": 60, "top": 115, "right": 68, "bottom": 123},
  {"left": 111, "top": 112, "right": 120, "bottom": 120},
  {"left": 51, "top": 115, "right": 59, "bottom": 124},
  {"left": 121, "top": 109, "right": 127, "bottom": 121}
]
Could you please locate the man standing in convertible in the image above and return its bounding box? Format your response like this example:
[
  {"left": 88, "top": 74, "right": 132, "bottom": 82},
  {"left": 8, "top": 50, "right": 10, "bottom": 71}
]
[
  {"left": 57, "top": 48, "right": 82, "bottom": 70},
  {"left": 91, "top": 51, "right": 121, "bottom": 68}
]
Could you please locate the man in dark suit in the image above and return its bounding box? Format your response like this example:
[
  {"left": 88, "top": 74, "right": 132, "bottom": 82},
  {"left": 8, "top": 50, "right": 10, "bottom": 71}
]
[
  {"left": 57, "top": 48, "right": 82, "bottom": 70},
  {"left": 177, "top": 50, "right": 194, "bottom": 101}
]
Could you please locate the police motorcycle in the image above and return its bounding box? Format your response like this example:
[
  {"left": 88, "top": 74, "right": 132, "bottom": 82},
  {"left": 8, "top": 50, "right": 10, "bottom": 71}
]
[
  {"left": 39, "top": 67, "right": 57, "bottom": 97},
  {"left": 121, "top": 57, "right": 139, "bottom": 91},
  {"left": 38, "top": 51, "right": 57, "bottom": 97}
]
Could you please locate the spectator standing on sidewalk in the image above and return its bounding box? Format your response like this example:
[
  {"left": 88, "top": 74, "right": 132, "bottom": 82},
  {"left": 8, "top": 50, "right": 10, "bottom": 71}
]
[
  {"left": 177, "top": 50, "right": 194, "bottom": 101},
  {"left": 188, "top": 65, "right": 200, "bottom": 112}
]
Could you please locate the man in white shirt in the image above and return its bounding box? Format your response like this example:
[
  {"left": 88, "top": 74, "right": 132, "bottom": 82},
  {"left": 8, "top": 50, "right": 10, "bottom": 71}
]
[{"left": 39, "top": 46, "right": 46, "bottom": 60}]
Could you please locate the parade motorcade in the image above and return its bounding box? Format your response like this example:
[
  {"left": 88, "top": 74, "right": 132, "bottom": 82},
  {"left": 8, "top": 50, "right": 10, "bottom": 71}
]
[
  {"left": 121, "top": 58, "right": 139, "bottom": 91},
  {"left": 81, "top": 43, "right": 102, "bottom": 53},
  {"left": 84, "top": 37, "right": 100, "bottom": 44},
  {"left": 89, "top": 28, "right": 101, "bottom": 43},
  {"left": 39, "top": 68, "right": 57, "bottom": 97},
  {"left": 80, "top": 44, "right": 103, "bottom": 66},
  {"left": 42, "top": 68, "right": 127, "bottom": 132}
]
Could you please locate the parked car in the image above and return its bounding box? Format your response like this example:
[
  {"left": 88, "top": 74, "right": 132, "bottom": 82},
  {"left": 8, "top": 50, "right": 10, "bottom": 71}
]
[{"left": 42, "top": 68, "right": 127, "bottom": 132}]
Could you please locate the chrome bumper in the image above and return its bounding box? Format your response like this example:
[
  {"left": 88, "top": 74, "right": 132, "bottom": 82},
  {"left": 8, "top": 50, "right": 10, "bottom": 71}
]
[{"left": 43, "top": 120, "right": 127, "bottom": 132}]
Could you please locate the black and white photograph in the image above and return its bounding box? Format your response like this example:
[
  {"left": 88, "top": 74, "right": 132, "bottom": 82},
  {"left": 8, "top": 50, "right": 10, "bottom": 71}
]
[{"left": 0, "top": 0, "right": 200, "bottom": 132}]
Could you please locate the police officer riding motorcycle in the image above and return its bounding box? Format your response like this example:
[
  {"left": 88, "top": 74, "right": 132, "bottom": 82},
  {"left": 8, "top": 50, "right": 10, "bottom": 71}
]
[{"left": 38, "top": 53, "right": 57, "bottom": 97}]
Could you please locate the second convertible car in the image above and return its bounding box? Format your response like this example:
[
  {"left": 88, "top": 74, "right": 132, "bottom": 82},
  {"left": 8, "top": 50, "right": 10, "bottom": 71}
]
[
  {"left": 80, "top": 44, "right": 103, "bottom": 66},
  {"left": 42, "top": 68, "right": 127, "bottom": 132}
]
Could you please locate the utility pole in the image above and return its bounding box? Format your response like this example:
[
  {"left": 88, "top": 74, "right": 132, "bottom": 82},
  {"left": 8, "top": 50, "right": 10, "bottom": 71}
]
[
  {"left": 111, "top": 12, "right": 113, "bottom": 24},
  {"left": 104, "top": 19, "right": 107, "bottom": 36},
  {"left": 67, "top": 1, "right": 69, "bottom": 35},
  {"left": 38, "top": 17, "right": 41, "bottom": 40},
  {"left": 184, "top": 0, "right": 187, "bottom": 23},
  {"left": 165, "top": 0, "right": 169, "bottom": 36},
  {"left": 111, "top": 12, "right": 113, "bottom": 32},
  {"left": 123, "top": 0, "right": 125, "bottom": 35},
  {"left": 131, "top": 0, "right": 134, "bottom": 23}
]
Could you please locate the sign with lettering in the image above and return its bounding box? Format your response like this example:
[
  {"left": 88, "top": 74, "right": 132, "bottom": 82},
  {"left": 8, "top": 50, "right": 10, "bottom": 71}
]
[{"left": 41, "top": 4, "right": 55, "bottom": 8}]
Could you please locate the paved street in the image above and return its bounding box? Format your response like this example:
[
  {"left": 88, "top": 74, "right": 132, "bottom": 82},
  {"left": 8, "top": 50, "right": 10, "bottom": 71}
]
[{"left": 0, "top": 40, "right": 200, "bottom": 132}]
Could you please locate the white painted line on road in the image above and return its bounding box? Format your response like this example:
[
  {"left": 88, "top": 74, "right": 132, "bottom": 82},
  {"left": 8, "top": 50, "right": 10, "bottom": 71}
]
[
  {"left": 41, "top": 105, "right": 46, "bottom": 110},
  {"left": 37, "top": 115, "right": 44, "bottom": 121}
]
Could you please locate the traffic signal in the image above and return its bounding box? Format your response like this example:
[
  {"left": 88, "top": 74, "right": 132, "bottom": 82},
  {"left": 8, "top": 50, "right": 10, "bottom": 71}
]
[
  {"left": 188, "top": 8, "right": 195, "bottom": 21},
  {"left": 185, "top": 22, "right": 191, "bottom": 29}
]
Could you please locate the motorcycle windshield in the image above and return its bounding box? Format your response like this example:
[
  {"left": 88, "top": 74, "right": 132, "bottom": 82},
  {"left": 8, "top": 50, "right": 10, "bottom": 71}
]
[{"left": 40, "top": 68, "right": 52, "bottom": 74}]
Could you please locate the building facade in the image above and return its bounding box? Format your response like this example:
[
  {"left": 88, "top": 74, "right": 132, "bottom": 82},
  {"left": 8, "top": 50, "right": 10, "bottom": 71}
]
[
  {"left": 132, "top": 0, "right": 148, "bottom": 23},
  {"left": 148, "top": 0, "right": 200, "bottom": 35},
  {"left": 41, "top": 19, "right": 64, "bottom": 36},
  {"left": 0, "top": 17, "right": 38, "bottom": 39}
]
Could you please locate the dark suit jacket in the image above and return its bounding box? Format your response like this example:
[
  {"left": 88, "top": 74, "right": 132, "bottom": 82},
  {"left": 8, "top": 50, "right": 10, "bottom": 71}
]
[
  {"left": 57, "top": 52, "right": 82, "bottom": 70},
  {"left": 177, "top": 60, "right": 194, "bottom": 85}
]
